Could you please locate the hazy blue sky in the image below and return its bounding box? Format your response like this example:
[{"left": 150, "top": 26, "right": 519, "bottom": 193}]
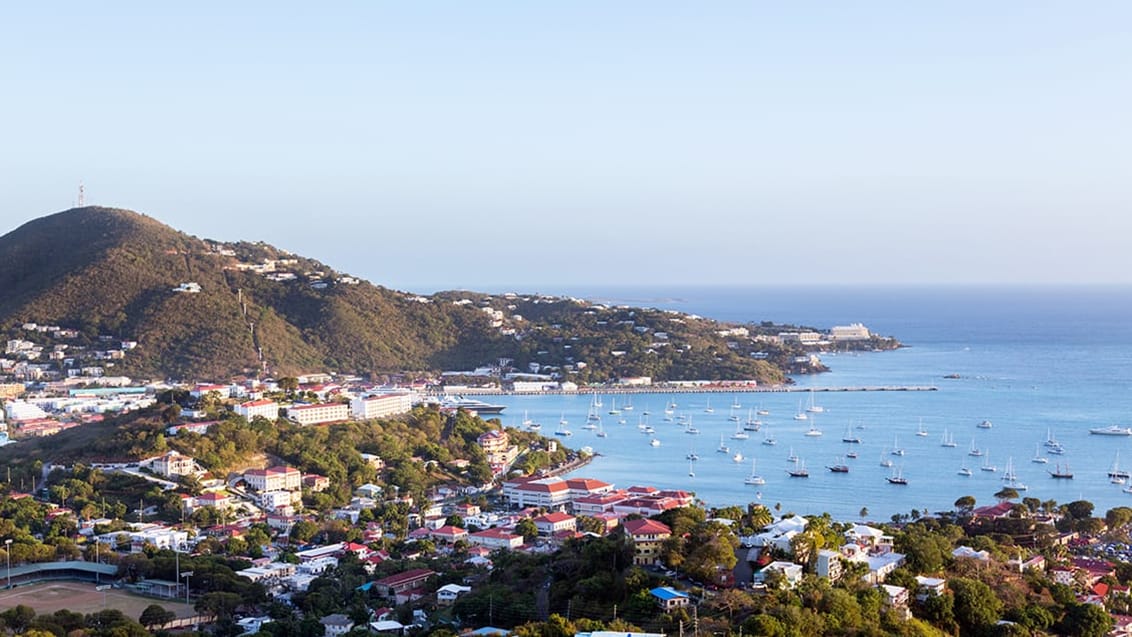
[{"left": 2, "top": 2, "right": 1130, "bottom": 291}]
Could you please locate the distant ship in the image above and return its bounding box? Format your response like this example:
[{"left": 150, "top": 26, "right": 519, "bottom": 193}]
[
  {"left": 439, "top": 397, "right": 506, "bottom": 414},
  {"left": 1090, "top": 425, "right": 1132, "bottom": 436}
]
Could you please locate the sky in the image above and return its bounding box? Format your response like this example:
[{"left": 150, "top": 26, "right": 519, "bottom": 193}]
[{"left": 2, "top": 2, "right": 1130, "bottom": 292}]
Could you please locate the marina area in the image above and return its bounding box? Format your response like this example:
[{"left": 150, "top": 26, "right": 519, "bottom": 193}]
[
  {"left": 464, "top": 285, "right": 1132, "bottom": 521},
  {"left": 432, "top": 384, "right": 939, "bottom": 396}
]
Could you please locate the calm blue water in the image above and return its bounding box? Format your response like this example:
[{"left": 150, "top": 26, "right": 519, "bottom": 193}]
[{"left": 480, "top": 285, "right": 1132, "bottom": 520}]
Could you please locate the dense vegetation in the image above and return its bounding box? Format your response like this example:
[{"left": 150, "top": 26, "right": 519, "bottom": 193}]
[
  {"left": 0, "top": 207, "right": 830, "bottom": 383},
  {"left": 0, "top": 402, "right": 573, "bottom": 525}
]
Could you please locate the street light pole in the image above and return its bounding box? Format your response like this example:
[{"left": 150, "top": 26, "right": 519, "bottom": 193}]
[
  {"left": 5, "top": 538, "right": 12, "bottom": 590},
  {"left": 182, "top": 571, "right": 192, "bottom": 606}
]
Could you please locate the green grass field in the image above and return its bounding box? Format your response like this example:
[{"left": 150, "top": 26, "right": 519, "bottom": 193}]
[{"left": 0, "top": 581, "right": 196, "bottom": 620}]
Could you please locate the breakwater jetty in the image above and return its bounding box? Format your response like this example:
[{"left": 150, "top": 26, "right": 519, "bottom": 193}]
[{"left": 429, "top": 385, "right": 938, "bottom": 397}]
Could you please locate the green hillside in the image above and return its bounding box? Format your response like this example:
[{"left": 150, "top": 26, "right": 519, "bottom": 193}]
[{"left": 0, "top": 207, "right": 805, "bottom": 382}]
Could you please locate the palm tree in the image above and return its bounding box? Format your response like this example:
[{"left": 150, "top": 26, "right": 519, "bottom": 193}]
[{"left": 748, "top": 504, "right": 773, "bottom": 530}]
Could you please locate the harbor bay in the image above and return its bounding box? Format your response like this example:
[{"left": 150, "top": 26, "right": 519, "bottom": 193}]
[{"left": 478, "top": 285, "right": 1132, "bottom": 520}]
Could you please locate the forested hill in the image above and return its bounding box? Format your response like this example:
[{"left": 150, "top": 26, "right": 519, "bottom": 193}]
[{"left": 0, "top": 207, "right": 799, "bottom": 383}]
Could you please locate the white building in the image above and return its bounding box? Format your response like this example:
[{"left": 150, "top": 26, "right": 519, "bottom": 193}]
[
  {"left": 502, "top": 477, "right": 572, "bottom": 509},
  {"left": 437, "top": 583, "right": 472, "bottom": 606},
  {"left": 350, "top": 393, "right": 414, "bottom": 420},
  {"left": 235, "top": 399, "right": 279, "bottom": 421},
  {"left": 757, "top": 561, "right": 804, "bottom": 588},
  {"left": 4, "top": 400, "right": 48, "bottom": 421},
  {"left": 829, "top": 323, "right": 871, "bottom": 341},
  {"left": 244, "top": 466, "right": 302, "bottom": 492},
  {"left": 287, "top": 402, "right": 350, "bottom": 426},
  {"left": 260, "top": 490, "right": 298, "bottom": 512},
  {"left": 320, "top": 614, "right": 354, "bottom": 637},
  {"left": 467, "top": 528, "right": 524, "bottom": 550},
  {"left": 151, "top": 451, "right": 196, "bottom": 478}
]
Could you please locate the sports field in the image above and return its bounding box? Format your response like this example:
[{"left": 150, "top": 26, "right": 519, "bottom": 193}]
[{"left": 0, "top": 581, "right": 196, "bottom": 619}]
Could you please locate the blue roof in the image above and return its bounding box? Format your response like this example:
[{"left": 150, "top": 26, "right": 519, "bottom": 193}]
[{"left": 649, "top": 586, "right": 689, "bottom": 601}]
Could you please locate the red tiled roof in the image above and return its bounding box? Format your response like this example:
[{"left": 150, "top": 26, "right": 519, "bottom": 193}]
[
  {"left": 565, "top": 478, "right": 612, "bottom": 490},
  {"left": 432, "top": 525, "right": 468, "bottom": 537},
  {"left": 471, "top": 528, "right": 521, "bottom": 540},
  {"left": 534, "top": 512, "right": 574, "bottom": 524},
  {"left": 623, "top": 518, "right": 672, "bottom": 536},
  {"left": 239, "top": 399, "right": 276, "bottom": 407},
  {"left": 374, "top": 568, "right": 436, "bottom": 587}
]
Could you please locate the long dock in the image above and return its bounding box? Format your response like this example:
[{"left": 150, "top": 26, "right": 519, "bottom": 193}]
[{"left": 430, "top": 385, "right": 938, "bottom": 397}]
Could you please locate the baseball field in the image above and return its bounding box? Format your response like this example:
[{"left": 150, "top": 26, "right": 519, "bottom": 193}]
[{"left": 0, "top": 581, "right": 196, "bottom": 620}]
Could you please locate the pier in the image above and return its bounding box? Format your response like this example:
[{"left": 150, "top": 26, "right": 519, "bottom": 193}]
[{"left": 430, "top": 385, "right": 938, "bottom": 397}]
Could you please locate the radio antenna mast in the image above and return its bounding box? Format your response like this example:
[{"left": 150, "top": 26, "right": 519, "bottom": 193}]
[{"left": 77, "top": 183, "right": 85, "bottom": 207}]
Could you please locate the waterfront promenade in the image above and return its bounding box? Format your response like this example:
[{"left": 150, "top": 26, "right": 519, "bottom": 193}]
[{"left": 430, "top": 385, "right": 938, "bottom": 397}]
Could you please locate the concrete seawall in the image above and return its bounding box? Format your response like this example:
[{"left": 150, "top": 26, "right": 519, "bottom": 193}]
[{"left": 430, "top": 385, "right": 937, "bottom": 397}]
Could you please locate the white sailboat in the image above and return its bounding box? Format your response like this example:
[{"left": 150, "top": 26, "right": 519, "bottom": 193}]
[
  {"left": 717, "top": 434, "right": 729, "bottom": 454},
  {"left": 731, "top": 419, "right": 750, "bottom": 440},
  {"left": 916, "top": 419, "right": 929, "bottom": 437},
  {"left": 704, "top": 397, "right": 714, "bottom": 414},
  {"left": 622, "top": 397, "right": 634, "bottom": 411},
  {"left": 684, "top": 416, "right": 700, "bottom": 435},
  {"left": 1110, "top": 452, "right": 1130, "bottom": 483},
  {"left": 968, "top": 439, "right": 983, "bottom": 457},
  {"left": 732, "top": 396, "right": 742, "bottom": 410},
  {"left": 879, "top": 450, "right": 894, "bottom": 468},
  {"left": 732, "top": 451, "right": 744, "bottom": 463},
  {"left": 1031, "top": 443, "right": 1048, "bottom": 464},
  {"left": 793, "top": 400, "right": 808, "bottom": 420},
  {"left": 743, "top": 408, "right": 762, "bottom": 431},
  {"left": 940, "top": 428, "right": 957, "bottom": 447},
  {"left": 787, "top": 446, "right": 799, "bottom": 463},
  {"left": 958, "top": 465, "right": 973, "bottom": 476},
  {"left": 1001, "top": 457, "right": 1018, "bottom": 482},
  {"left": 728, "top": 406, "right": 740, "bottom": 422},
  {"left": 980, "top": 451, "right": 997, "bottom": 472},
  {"left": 688, "top": 460, "right": 695, "bottom": 477},
  {"left": 745, "top": 458, "right": 766, "bottom": 485},
  {"left": 806, "top": 388, "right": 824, "bottom": 413},
  {"left": 757, "top": 406, "right": 770, "bottom": 416},
  {"left": 596, "top": 420, "right": 607, "bottom": 438},
  {"left": 686, "top": 441, "right": 699, "bottom": 461},
  {"left": 891, "top": 435, "right": 905, "bottom": 456},
  {"left": 608, "top": 398, "right": 620, "bottom": 415},
  {"left": 587, "top": 397, "right": 601, "bottom": 422},
  {"left": 761, "top": 426, "right": 777, "bottom": 446},
  {"left": 805, "top": 422, "right": 824, "bottom": 437}
]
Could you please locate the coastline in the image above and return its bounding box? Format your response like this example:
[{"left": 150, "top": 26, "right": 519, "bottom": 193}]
[{"left": 433, "top": 384, "right": 937, "bottom": 397}]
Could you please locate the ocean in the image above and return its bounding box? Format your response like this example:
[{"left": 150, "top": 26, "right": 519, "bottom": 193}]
[{"left": 475, "top": 285, "right": 1132, "bottom": 520}]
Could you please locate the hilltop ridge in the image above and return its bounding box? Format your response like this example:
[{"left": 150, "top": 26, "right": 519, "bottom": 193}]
[{"left": 0, "top": 207, "right": 808, "bottom": 383}]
